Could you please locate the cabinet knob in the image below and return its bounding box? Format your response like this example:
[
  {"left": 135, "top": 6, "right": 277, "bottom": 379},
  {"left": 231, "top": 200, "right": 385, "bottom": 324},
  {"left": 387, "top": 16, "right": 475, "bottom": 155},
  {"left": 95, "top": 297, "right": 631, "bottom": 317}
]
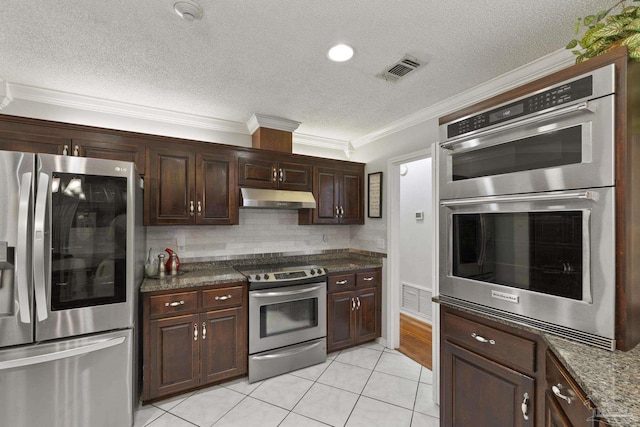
[
  {"left": 197, "top": 201, "right": 202, "bottom": 215},
  {"left": 73, "top": 145, "right": 80, "bottom": 156},
  {"left": 189, "top": 201, "right": 195, "bottom": 216},
  {"left": 62, "top": 145, "right": 69, "bottom": 156}
]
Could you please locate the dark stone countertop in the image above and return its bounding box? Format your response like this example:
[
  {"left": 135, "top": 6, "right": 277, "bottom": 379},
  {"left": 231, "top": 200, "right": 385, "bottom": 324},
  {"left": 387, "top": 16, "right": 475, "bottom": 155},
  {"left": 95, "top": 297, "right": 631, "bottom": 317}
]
[
  {"left": 434, "top": 298, "right": 640, "bottom": 426},
  {"left": 140, "top": 252, "right": 383, "bottom": 293}
]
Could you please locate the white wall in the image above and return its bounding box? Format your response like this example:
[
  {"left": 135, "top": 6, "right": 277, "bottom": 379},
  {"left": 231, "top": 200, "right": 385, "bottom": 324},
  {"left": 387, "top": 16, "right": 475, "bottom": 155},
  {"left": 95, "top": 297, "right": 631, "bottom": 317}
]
[{"left": 399, "top": 157, "right": 432, "bottom": 289}]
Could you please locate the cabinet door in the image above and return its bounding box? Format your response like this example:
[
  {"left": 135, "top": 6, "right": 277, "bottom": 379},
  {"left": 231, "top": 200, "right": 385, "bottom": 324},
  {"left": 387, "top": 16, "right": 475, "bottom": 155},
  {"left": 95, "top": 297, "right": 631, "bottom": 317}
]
[
  {"left": 196, "top": 152, "right": 238, "bottom": 225},
  {"left": 0, "top": 135, "right": 67, "bottom": 155},
  {"left": 442, "top": 340, "right": 535, "bottom": 427},
  {"left": 327, "top": 291, "right": 355, "bottom": 352},
  {"left": 545, "top": 392, "right": 573, "bottom": 427},
  {"left": 314, "top": 167, "right": 340, "bottom": 224},
  {"left": 279, "top": 161, "right": 312, "bottom": 191},
  {"left": 72, "top": 138, "right": 146, "bottom": 174},
  {"left": 238, "top": 155, "right": 277, "bottom": 188},
  {"left": 201, "top": 307, "right": 247, "bottom": 385},
  {"left": 354, "top": 287, "right": 380, "bottom": 344},
  {"left": 149, "top": 314, "right": 200, "bottom": 398},
  {"left": 340, "top": 170, "right": 364, "bottom": 224},
  {"left": 146, "top": 148, "right": 195, "bottom": 225}
]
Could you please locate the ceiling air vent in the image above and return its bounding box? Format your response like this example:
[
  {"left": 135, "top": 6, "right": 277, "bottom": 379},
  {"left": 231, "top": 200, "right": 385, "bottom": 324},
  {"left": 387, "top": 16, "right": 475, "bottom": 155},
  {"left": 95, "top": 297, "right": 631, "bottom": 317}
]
[{"left": 376, "top": 55, "right": 423, "bottom": 83}]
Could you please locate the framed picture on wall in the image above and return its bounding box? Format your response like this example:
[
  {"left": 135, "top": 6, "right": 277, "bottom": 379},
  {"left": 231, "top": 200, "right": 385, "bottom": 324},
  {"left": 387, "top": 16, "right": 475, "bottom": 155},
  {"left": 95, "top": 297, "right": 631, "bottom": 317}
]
[{"left": 368, "top": 172, "right": 382, "bottom": 218}]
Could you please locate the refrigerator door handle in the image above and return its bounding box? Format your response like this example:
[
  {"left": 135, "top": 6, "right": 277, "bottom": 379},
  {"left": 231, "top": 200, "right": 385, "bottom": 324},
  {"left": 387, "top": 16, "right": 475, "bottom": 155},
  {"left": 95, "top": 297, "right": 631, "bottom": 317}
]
[
  {"left": 17, "top": 172, "right": 33, "bottom": 324},
  {"left": 0, "top": 336, "right": 126, "bottom": 370},
  {"left": 33, "top": 172, "right": 50, "bottom": 322}
]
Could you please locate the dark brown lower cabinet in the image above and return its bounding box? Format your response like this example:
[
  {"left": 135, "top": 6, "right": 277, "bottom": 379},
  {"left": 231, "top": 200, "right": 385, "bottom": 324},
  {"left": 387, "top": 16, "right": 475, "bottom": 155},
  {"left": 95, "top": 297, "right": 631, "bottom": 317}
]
[
  {"left": 327, "top": 268, "right": 381, "bottom": 353},
  {"left": 442, "top": 340, "right": 535, "bottom": 427},
  {"left": 546, "top": 391, "right": 573, "bottom": 427},
  {"left": 142, "top": 282, "right": 247, "bottom": 402}
]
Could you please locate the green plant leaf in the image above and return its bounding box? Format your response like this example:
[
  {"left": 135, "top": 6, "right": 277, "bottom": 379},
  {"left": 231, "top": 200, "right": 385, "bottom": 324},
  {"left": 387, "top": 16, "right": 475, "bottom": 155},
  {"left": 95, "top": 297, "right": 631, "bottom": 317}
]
[
  {"left": 566, "top": 39, "right": 579, "bottom": 49},
  {"left": 584, "top": 14, "right": 596, "bottom": 26},
  {"left": 629, "top": 45, "right": 640, "bottom": 59},
  {"left": 593, "top": 21, "right": 625, "bottom": 38},
  {"left": 622, "top": 6, "right": 638, "bottom": 15},
  {"left": 596, "top": 10, "right": 608, "bottom": 22},
  {"left": 572, "top": 50, "right": 582, "bottom": 55},
  {"left": 622, "top": 32, "right": 640, "bottom": 47},
  {"left": 624, "top": 18, "right": 640, "bottom": 31}
]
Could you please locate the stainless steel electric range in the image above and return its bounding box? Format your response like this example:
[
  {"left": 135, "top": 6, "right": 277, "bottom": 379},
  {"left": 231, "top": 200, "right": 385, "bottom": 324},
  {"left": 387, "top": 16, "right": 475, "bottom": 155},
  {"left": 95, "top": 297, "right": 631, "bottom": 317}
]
[{"left": 234, "top": 263, "right": 327, "bottom": 383}]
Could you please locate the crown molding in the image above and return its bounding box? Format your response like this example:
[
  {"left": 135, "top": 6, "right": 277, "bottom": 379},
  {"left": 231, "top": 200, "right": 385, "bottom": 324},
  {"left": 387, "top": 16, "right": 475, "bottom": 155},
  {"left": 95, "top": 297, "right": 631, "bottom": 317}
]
[
  {"left": 293, "top": 133, "right": 350, "bottom": 150},
  {"left": 7, "top": 83, "right": 250, "bottom": 134},
  {"left": 351, "top": 48, "right": 576, "bottom": 148},
  {"left": 247, "top": 113, "right": 301, "bottom": 134},
  {"left": 0, "top": 79, "right": 13, "bottom": 110}
]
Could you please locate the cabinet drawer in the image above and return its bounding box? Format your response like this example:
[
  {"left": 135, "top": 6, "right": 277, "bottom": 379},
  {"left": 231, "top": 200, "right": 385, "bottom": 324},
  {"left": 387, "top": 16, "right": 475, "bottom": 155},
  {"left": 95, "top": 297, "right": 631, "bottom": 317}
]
[
  {"left": 202, "top": 285, "right": 244, "bottom": 310},
  {"left": 357, "top": 270, "right": 380, "bottom": 288},
  {"left": 546, "top": 350, "right": 595, "bottom": 426},
  {"left": 443, "top": 311, "right": 536, "bottom": 373},
  {"left": 328, "top": 273, "right": 356, "bottom": 292},
  {"left": 149, "top": 291, "right": 198, "bottom": 317}
]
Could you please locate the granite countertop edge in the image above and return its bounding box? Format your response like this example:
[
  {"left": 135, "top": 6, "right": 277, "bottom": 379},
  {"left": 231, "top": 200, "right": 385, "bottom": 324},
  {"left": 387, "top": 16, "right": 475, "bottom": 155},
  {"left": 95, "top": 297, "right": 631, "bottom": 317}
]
[
  {"left": 140, "top": 254, "right": 383, "bottom": 293},
  {"left": 434, "top": 298, "right": 640, "bottom": 427}
]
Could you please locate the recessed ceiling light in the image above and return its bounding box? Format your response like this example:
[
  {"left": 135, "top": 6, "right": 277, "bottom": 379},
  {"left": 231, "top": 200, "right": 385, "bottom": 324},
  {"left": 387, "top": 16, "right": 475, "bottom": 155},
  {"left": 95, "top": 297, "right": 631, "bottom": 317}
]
[
  {"left": 174, "top": 1, "right": 203, "bottom": 21},
  {"left": 327, "top": 44, "right": 354, "bottom": 62}
]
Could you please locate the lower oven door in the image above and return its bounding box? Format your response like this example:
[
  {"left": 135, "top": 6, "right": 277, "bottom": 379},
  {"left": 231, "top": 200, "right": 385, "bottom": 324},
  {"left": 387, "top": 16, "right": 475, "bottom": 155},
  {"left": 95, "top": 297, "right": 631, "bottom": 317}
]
[
  {"left": 249, "top": 282, "right": 327, "bottom": 355},
  {"left": 439, "top": 187, "right": 615, "bottom": 347}
]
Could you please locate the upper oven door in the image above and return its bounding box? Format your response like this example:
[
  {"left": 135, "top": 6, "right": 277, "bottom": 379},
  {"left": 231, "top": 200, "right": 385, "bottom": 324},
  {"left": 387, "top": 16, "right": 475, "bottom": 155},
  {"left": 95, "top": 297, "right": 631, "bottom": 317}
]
[
  {"left": 438, "top": 187, "right": 615, "bottom": 340},
  {"left": 249, "top": 282, "right": 327, "bottom": 354},
  {"left": 438, "top": 94, "right": 614, "bottom": 200}
]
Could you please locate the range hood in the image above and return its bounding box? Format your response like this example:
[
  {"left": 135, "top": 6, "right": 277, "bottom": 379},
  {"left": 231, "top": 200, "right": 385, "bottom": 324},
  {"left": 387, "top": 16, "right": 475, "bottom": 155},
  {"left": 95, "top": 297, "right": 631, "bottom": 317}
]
[{"left": 240, "top": 188, "right": 316, "bottom": 209}]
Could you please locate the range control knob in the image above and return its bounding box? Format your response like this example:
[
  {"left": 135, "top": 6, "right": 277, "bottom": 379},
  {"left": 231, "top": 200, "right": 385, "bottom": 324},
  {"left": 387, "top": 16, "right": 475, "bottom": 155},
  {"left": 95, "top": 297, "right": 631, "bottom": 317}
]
[
  {"left": 264, "top": 274, "right": 270, "bottom": 280},
  {"left": 310, "top": 269, "right": 316, "bottom": 275},
  {"left": 317, "top": 268, "right": 324, "bottom": 274},
  {"left": 255, "top": 274, "right": 262, "bottom": 281}
]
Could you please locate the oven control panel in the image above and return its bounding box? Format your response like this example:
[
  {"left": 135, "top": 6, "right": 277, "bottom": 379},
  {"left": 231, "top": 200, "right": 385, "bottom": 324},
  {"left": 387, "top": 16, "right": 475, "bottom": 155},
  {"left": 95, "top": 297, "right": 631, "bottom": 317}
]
[
  {"left": 248, "top": 267, "right": 327, "bottom": 283},
  {"left": 447, "top": 75, "right": 594, "bottom": 139}
]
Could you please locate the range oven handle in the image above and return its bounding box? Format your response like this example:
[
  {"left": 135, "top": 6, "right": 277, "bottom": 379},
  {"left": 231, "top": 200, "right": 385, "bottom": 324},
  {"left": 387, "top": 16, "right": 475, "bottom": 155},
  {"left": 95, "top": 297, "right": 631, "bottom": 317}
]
[
  {"left": 440, "top": 190, "right": 599, "bottom": 207},
  {"left": 440, "top": 101, "right": 592, "bottom": 150},
  {"left": 251, "top": 284, "right": 324, "bottom": 298}
]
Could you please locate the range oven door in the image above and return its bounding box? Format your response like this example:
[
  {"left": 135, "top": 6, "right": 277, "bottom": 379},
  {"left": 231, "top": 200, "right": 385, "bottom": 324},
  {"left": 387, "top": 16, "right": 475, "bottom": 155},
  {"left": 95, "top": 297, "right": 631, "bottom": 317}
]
[
  {"left": 249, "top": 282, "right": 327, "bottom": 355},
  {"left": 438, "top": 91, "right": 614, "bottom": 200},
  {"left": 439, "top": 187, "right": 615, "bottom": 345}
]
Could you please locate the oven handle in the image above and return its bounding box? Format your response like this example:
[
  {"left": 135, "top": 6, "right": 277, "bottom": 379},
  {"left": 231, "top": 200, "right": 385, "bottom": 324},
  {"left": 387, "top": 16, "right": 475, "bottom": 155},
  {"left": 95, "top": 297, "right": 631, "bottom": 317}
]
[
  {"left": 440, "top": 190, "right": 599, "bottom": 207},
  {"left": 440, "top": 101, "right": 592, "bottom": 150},
  {"left": 250, "top": 340, "right": 324, "bottom": 361},
  {"left": 251, "top": 285, "right": 324, "bottom": 298}
]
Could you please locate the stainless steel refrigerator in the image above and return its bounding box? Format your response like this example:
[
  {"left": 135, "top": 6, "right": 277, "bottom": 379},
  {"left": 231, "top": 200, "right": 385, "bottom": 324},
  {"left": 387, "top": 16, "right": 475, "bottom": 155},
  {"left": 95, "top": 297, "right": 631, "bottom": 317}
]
[{"left": 0, "top": 150, "right": 143, "bottom": 427}]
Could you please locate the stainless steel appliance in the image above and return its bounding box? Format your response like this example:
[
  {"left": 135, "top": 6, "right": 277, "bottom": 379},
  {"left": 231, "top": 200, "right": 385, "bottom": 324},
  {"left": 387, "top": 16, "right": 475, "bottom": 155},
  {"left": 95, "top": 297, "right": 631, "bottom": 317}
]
[
  {"left": 237, "top": 264, "right": 327, "bottom": 383},
  {"left": 438, "top": 64, "right": 617, "bottom": 350},
  {"left": 0, "top": 151, "right": 143, "bottom": 426}
]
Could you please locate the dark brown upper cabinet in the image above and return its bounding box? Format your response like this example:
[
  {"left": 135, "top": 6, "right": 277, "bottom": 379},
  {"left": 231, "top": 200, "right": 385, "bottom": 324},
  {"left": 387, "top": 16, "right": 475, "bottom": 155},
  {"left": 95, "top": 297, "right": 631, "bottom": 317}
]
[
  {"left": 299, "top": 164, "right": 364, "bottom": 225},
  {"left": 238, "top": 152, "right": 311, "bottom": 191},
  {"left": 145, "top": 146, "right": 238, "bottom": 226}
]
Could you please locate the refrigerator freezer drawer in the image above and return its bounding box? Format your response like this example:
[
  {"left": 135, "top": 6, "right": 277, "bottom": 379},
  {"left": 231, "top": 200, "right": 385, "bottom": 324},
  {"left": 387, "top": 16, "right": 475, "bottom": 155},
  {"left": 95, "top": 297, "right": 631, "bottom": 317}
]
[{"left": 0, "top": 329, "right": 133, "bottom": 427}]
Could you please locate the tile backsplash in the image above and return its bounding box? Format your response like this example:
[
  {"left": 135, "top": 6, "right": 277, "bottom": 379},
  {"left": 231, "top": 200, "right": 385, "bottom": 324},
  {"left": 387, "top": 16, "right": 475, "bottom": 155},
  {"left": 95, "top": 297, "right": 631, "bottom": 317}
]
[{"left": 146, "top": 209, "right": 353, "bottom": 261}]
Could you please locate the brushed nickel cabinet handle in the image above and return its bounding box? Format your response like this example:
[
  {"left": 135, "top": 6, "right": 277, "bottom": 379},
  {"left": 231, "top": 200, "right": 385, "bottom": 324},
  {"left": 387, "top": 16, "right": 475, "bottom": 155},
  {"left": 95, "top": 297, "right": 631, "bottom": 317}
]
[
  {"left": 363, "top": 277, "right": 374, "bottom": 281},
  {"left": 471, "top": 332, "right": 495, "bottom": 345},
  {"left": 193, "top": 323, "right": 198, "bottom": 341},
  {"left": 73, "top": 145, "right": 80, "bottom": 156},
  {"left": 214, "top": 294, "right": 232, "bottom": 301},
  {"left": 273, "top": 168, "right": 277, "bottom": 182},
  {"left": 335, "top": 206, "right": 340, "bottom": 218},
  {"left": 356, "top": 297, "right": 361, "bottom": 309},
  {"left": 521, "top": 392, "right": 530, "bottom": 421},
  {"left": 335, "top": 280, "right": 348, "bottom": 285},
  {"left": 351, "top": 298, "right": 356, "bottom": 311},
  {"left": 62, "top": 145, "right": 69, "bottom": 155},
  {"left": 197, "top": 200, "right": 202, "bottom": 215},
  {"left": 165, "top": 300, "right": 185, "bottom": 307},
  {"left": 189, "top": 201, "right": 195, "bottom": 216},
  {"left": 202, "top": 321, "right": 206, "bottom": 340},
  {"left": 552, "top": 385, "right": 572, "bottom": 404}
]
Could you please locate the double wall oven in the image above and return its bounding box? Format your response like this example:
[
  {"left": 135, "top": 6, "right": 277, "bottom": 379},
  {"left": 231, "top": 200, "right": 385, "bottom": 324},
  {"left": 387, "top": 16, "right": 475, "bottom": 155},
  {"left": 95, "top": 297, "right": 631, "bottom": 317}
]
[
  {"left": 236, "top": 264, "right": 327, "bottom": 383},
  {"left": 438, "top": 64, "right": 617, "bottom": 349}
]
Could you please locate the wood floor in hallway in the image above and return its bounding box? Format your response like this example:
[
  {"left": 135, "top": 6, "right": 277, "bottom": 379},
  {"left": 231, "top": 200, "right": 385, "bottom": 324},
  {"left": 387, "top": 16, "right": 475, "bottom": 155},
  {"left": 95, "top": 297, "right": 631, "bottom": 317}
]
[{"left": 398, "top": 313, "right": 432, "bottom": 369}]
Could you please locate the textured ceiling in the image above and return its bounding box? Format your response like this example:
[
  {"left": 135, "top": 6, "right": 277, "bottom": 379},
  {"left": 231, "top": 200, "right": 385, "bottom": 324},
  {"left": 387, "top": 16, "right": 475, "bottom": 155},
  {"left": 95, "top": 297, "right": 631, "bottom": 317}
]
[{"left": 0, "top": 0, "right": 613, "bottom": 143}]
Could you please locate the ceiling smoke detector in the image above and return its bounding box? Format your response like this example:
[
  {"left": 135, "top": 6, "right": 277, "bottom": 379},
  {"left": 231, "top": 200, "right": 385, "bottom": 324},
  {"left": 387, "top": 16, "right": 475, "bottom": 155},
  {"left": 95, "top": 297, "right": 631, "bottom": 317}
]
[
  {"left": 376, "top": 55, "right": 423, "bottom": 83},
  {"left": 174, "top": 1, "right": 203, "bottom": 21}
]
